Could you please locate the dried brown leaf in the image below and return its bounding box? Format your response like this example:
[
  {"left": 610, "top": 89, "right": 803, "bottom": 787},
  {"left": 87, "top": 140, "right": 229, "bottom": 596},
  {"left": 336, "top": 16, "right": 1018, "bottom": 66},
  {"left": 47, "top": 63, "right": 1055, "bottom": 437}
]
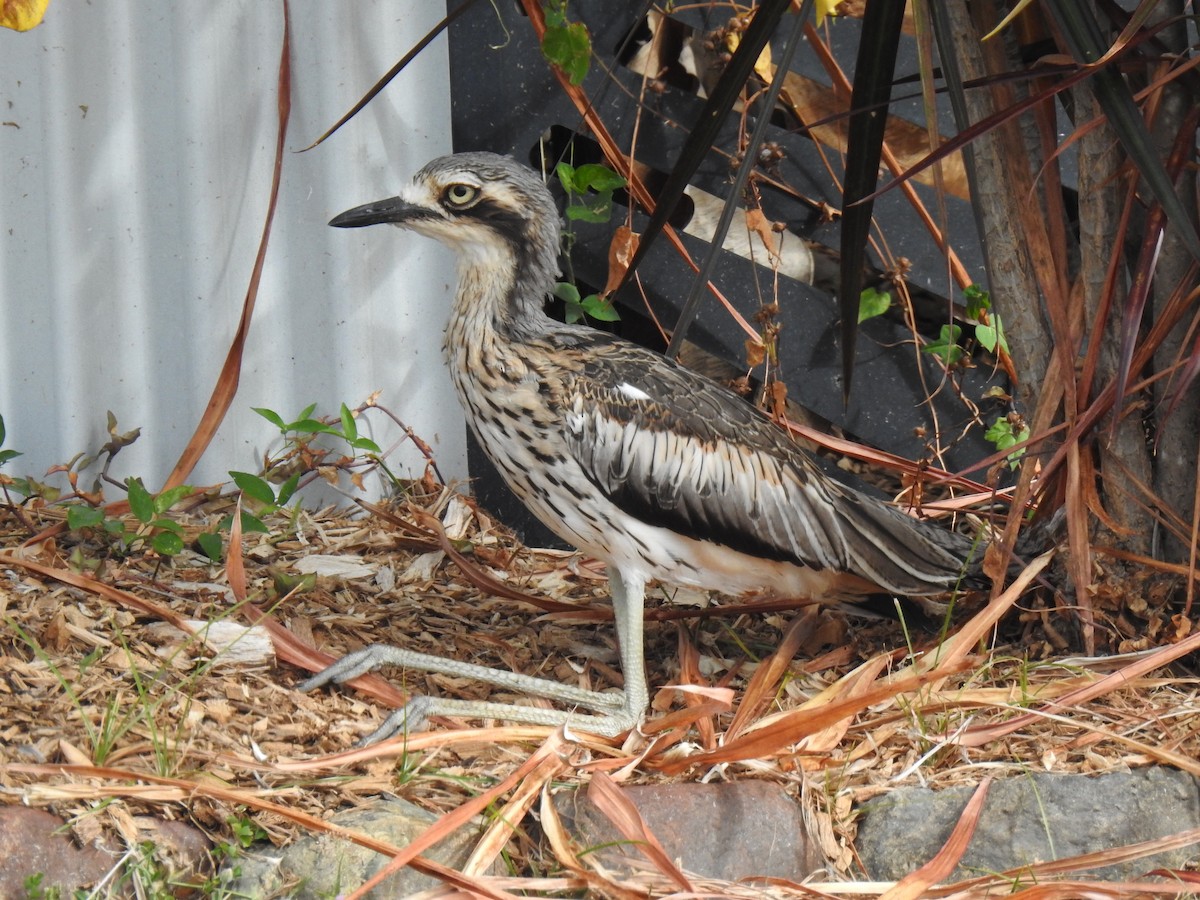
[
  {"left": 586, "top": 772, "right": 692, "bottom": 892},
  {"left": 744, "top": 208, "right": 780, "bottom": 264},
  {"left": 745, "top": 337, "right": 767, "bottom": 368},
  {"left": 726, "top": 606, "right": 818, "bottom": 740},
  {"left": 343, "top": 733, "right": 570, "bottom": 899},
  {"left": 603, "top": 225, "right": 639, "bottom": 296},
  {"left": 880, "top": 777, "right": 989, "bottom": 899}
]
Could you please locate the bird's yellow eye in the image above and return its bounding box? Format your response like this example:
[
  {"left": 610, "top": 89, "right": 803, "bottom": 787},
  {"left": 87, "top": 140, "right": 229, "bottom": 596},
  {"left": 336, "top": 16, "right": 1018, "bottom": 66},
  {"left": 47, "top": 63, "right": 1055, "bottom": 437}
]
[{"left": 444, "top": 184, "right": 479, "bottom": 207}]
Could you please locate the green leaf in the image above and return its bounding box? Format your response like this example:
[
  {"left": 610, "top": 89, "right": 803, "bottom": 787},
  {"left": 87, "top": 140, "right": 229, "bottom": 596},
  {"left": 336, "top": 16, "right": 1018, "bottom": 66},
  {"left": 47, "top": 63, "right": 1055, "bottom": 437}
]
[
  {"left": 555, "top": 161, "right": 580, "bottom": 194},
  {"left": 151, "top": 531, "right": 184, "bottom": 556},
  {"left": 252, "top": 407, "right": 287, "bottom": 431},
  {"left": 541, "top": 12, "right": 590, "bottom": 85},
  {"left": 554, "top": 282, "right": 585, "bottom": 324},
  {"left": 227, "top": 815, "right": 268, "bottom": 849},
  {"left": 7, "top": 476, "right": 34, "bottom": 497},
  {"left": 271, "top": 569, "right": 317, "bottom": 596},
  {"left": 987, "top": 429, "right": 1015, "bottom": 451},
  {"left": 219, "top": 509, "right": 269, "bottom": 534},
  {"left": 542, "top": 2, "right": 565, "bottom": 28},
  {"left": 963, "top": 284, "right": 990, "bottom": 318},
  {"left": 975, "top": 314, "right": 1008, "bottom": 355},
  {"left": 580, "top": 294, "right": 621, "bottom": 322},
  {"left": 154, "top": 484, "right": 194, "bottom": 515},
  {"left": 858, "top": 286, "right": 892, "bottom": 323},
  {"left": 239, "top": 511, "right": 270, "bottom": 534},
  {"left": 289, "top": 419, "right": 339, "bottom": 436},
  {"left": 976, "top": 324, "right": 996, "bottom": 352},
  {"left": 230, "top": 471, "right": 276, "bottom": 505},
  {"left": 350, "top": 436, "right": 382, "bottom": 453},
  {"left": 985, "top": 416, "right": 1029, "bottom": 470},
  {"left": 275, "top": 473, "right": 301, "bottom": 506},
  {"left": 553, "top": 281, "right": 582, "bottom": 305},
  {"left": 126, "top": 477, "right": 155, "bottom": 523},
  {"left": 0, "top": 413, "right": 5, "bottom": 446},
  {"left": 339, "top": 404, "right": 357, "bottom": 442},
  {"left": 0, "top": 449, "right": 20, "bottom": 466},
  {"left": 923, "top": 324, "right": 964, "bottom": 366},
  {"left": 555, "top": 162, "right": 622, "bottom": 224},
  {"left": 67, "top": 505, "right": 106, "bottom": 530},
  {"left": 150, "top": 518, "right": 184, "bottom": 536},
  {"left": 197, "top": 531, "right": 223, "bottom": 561},
  {"left": 564, "top": 196, "right": 613, "bottom": 223},
  {"left": 571, "top": 163, "right": 626, "bottom": 193}
]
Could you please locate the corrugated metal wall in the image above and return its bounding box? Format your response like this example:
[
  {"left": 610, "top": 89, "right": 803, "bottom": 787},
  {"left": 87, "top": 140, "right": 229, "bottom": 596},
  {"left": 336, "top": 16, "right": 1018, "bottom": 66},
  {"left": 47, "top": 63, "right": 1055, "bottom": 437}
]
[{"left": 0, "top": 3, "right": 464, "bottom": 499}]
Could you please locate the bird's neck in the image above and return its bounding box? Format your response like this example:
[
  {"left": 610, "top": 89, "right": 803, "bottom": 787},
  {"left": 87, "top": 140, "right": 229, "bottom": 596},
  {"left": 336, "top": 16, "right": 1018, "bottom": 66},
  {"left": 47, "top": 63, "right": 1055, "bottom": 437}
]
[{"left": 445, "top": 240, "right": 559, "bottom": 350}]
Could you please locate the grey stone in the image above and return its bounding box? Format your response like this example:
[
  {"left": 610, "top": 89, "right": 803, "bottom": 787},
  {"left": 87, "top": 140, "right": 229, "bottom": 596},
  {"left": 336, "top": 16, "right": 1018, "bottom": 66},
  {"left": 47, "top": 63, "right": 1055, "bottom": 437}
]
[
  {"left": 856, "top": 767, "right": 1200, "bottom": 883},
  {"left": 142, "top": 818, "right": 214, "bottom": 885},
  {"left": 0, "top": 806, "right": 115, "bottom": 897},
  {"left": 553, "top": 780, "right": 825, "bottom": 883},
  {"left": 222, "top": 795, "right": 483, "bottom": 899},
  {"left": 0, "top": 806, "right": 211, "bottom": 895}
]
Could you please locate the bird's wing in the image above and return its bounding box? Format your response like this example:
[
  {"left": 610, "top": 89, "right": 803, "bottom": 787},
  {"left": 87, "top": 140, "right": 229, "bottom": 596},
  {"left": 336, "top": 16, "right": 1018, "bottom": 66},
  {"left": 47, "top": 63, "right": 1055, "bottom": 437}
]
[{"left": 559, "top": 339, "right": 974, "bottom": 595}]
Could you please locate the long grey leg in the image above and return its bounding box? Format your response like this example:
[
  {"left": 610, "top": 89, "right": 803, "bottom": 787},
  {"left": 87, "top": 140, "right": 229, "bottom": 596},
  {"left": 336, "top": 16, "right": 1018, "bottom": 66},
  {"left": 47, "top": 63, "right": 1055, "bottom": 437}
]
[{"left": 297, "top": 569, "right": 651, "bottom": 743}]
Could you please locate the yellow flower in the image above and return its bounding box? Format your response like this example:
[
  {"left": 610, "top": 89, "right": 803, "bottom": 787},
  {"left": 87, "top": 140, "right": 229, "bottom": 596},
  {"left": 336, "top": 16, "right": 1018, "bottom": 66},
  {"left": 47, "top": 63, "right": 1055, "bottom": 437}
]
[
  {"left": 815, "top": 0, "right": 841, "bottom": 27},
  {"left": 1, "top": 0, "right": 50, "bottom": 32}
]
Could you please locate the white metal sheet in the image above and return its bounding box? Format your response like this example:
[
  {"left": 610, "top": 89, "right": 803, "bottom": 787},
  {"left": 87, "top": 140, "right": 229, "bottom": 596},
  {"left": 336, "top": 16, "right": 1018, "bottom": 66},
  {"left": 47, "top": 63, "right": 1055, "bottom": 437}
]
[{"left": 0, "top": 2, "right": 465, "bottom": 501}]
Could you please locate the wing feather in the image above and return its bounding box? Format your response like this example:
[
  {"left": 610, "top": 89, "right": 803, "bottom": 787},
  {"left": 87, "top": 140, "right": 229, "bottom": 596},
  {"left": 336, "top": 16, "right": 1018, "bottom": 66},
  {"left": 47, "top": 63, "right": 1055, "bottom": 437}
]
[{"left": 560, "top": 340, "right": 977, "bottom": 595}]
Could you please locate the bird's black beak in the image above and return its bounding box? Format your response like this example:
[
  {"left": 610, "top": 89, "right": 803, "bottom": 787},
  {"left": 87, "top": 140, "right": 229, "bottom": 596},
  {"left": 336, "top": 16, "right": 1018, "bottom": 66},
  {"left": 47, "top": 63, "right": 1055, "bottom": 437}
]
[{"left": 329, "top": 197, "right": 432, "bottom": 229}]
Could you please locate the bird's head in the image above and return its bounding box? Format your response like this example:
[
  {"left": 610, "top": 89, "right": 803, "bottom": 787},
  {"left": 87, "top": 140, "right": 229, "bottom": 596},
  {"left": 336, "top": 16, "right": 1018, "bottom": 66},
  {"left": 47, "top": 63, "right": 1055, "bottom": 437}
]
[{"left": 331, "top": 152, "right": 562, "bottom": 306}]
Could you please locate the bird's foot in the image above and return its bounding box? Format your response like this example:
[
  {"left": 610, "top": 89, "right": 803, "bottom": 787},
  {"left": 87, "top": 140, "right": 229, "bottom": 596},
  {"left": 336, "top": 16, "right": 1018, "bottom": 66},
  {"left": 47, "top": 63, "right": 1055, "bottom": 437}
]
[{"left": 298, "top": 643, "right": 640, "bottom": 743}]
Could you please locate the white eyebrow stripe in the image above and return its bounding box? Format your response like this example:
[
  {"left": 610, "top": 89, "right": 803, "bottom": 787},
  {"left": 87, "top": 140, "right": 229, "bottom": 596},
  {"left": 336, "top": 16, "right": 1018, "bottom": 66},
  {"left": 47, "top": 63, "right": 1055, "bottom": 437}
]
[{"left": 618, "top": 382, "right": 652, "bottom": 402}]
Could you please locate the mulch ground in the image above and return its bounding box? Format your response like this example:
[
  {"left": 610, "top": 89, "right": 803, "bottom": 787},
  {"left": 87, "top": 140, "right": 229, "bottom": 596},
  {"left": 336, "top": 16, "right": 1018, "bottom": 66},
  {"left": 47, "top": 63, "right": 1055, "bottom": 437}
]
[{"left": 2, "top": 480, "right": 1200, "bottom": 897}]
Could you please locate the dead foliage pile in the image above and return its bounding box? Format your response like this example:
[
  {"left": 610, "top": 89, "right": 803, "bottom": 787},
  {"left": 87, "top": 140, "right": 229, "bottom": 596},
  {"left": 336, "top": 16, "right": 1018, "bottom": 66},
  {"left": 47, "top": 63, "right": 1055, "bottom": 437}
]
[{"left": 3, "top": 481, "right": 1200, "bottom": 898}]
